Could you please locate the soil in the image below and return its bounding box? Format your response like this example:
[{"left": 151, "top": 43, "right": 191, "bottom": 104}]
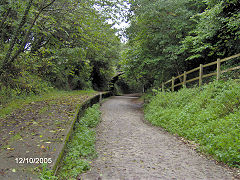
[
  {"left": 0, "top": 92, "right": 99, "bottom": 180},
  {"left": 79, "top": 94, "right": 238, "bottom": 180}
]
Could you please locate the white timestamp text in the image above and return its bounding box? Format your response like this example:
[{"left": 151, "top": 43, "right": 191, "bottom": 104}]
[{"left": 15, "top": 158, "right": 52, "bottom": 164}]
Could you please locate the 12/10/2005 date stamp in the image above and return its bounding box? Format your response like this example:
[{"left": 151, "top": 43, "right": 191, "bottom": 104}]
[{"left": 15, "top": 158, "right": 52, "bottom": 164}]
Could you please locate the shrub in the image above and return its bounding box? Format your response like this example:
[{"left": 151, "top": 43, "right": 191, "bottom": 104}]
[{"left": 0, "top": 72, "right": 52, "bottom": 106}]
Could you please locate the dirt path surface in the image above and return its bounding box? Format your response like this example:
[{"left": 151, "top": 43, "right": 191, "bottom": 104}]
[{"left": 80, "top": 95, "right": 235, "bottom": 180}]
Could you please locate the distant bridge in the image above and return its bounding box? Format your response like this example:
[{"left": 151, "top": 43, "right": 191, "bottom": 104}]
[{"left": 109, "top": 72, "right": 124, "bottom": 91}]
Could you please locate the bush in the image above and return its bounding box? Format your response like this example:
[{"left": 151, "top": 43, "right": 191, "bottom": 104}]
[
  {"left": 145, "top": 80, "right": 240, "bottom": 167},
  {"left": 0, "top": 72, "right": 52, "bottom": 106}
]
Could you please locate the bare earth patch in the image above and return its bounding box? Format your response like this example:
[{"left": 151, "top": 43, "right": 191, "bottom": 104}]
[
  {"left": 80, "top": 95, "right": 237, "bottom": 180},
  {"left": 0, "top": 91, "right": 99, "bottom": 180}
]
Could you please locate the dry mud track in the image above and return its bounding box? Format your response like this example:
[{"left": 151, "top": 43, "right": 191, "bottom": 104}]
[{"left": 80, "top": 94, "right": 235, "bottom": 180}]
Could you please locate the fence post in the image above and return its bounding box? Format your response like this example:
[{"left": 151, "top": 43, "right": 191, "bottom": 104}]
[
  {"left": 99, "top": 92, "right": 102, "bottom": 102},
  {"left": 171, "top": 77, "right": 175, "bottom": 92},
  {"left": 162, "top": 83, "right": 165, "bottom": 92},
  {"left": 183, "top": 71, "right": 187, "bottom": 87},
  {"left": 217, "top": 58, "right": 221, "bottom": 81},
  {"left": 199, "top": 64, "right": 203, "bottom": 86}
]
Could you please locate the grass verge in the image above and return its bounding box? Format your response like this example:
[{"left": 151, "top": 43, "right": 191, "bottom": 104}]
[
  {"left": 55, "top": 104, "right": 101, "bottom": 179},
  {"left": 145, "top": 79, "right": 240, "bottom": 167}
]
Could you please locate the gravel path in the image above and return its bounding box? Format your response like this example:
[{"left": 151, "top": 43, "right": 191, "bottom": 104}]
[{"left": 79, "top": 95, "right": 235, "bottom": 180}]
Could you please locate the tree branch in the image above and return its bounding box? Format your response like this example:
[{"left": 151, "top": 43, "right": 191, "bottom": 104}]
[
  {"left": 6, "top": 0, "right": 57, "bottom": 65},
  {"left": 2, "top": 0, "right": 34, "bottom": 67}
]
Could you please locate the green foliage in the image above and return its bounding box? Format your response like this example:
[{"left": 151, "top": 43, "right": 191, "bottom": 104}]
[
  {"left": 145, "top": 80, "right": 240, "bottom": 167},
  {"left": 122, "top": 0, "right": 206, "bottom": 89},
  {"left": 0, "top": 71, "right": 52, "bottom": 105},
  {"left": 39, "top": 164, "right": 57, "bottom": 180},
  {"left": 180, "top": 0, "right": 240, "bottom": 60},
  {"left": 57, "top": 104, "right": 101, "bottom": 179},
  {"left": 123, "top": 0, "right": 239, "bottom": 91},
  {"left": 0, "top": 0, "right": 122, "bottom": 103},
  {"left": 79, "top": 104, "right": 102, "bottom": 128}
]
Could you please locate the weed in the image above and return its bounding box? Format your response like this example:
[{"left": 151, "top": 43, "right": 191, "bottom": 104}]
[
  {"left": 145, "top": 80, "right": 240, "bottom": 167},
  {"left": 39, "top": 164, "right": 57, "bottom": 180},
  {"left": 56, "top": 104, "right": 101, "bottom": 179}
]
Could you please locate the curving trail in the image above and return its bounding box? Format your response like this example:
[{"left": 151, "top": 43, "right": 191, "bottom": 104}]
[{"left": 79, "top": 95, "right": 234, "bottom": 180}]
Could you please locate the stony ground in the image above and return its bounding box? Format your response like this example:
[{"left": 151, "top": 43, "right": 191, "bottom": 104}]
[{"left": 79, "top": 95, "right": 237, "bottom": 180}]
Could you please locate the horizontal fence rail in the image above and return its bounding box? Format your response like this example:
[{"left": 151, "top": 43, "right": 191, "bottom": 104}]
[{"left": 162, "top": 53, "right": 240, "bottom": 91}]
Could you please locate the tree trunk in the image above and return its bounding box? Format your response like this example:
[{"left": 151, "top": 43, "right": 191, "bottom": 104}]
[
  {"left": 2, "top": 0, "right": 56, "bottom": 72},
  {"left": 9, "top": 0, "right": 56, "bottom": 64},
  {"left": 2, "top": 0, "right": 34, "bottom": 68}
]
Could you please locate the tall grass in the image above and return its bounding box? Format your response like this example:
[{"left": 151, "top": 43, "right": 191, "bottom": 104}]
[{"left": 145, "top": 79, "right": 240, "bottom": 167}]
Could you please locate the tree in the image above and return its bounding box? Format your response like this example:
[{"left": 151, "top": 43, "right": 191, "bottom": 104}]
[
  {"left": 122, "top": 0, "right": 205, "bottom": 89},
  {"left": 1, "top": 0, "right": 56, "bottom": 74},
  {"left": 179, "top": 0, "right": 240, "bottom": 63},
  {"left": 0, "top": 0, "right": 122, "bottom": 101}
]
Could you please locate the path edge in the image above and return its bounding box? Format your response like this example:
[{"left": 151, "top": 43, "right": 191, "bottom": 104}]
[{"left": 52, "top": 92, "right": 112, "bottom": 174}]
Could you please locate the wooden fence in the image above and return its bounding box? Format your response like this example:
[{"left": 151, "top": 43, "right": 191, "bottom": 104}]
[{"left": 162, "top": 53, "right": 240, "bottom": 91}]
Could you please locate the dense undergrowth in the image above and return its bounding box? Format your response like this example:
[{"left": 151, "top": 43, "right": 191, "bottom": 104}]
[
  {"left": 145, "top": 80, "right": 240, "bottom": 167},
  {"left": 56, "top": 104, "right": 101, "bottom": 179}
]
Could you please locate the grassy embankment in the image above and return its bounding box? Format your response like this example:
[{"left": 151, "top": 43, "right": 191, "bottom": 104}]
[
  {"left": 145, "top": 80, "right": 240, "bottom": 167},
  {"left": 55, "top": 104, "right": 101, "bottom": 179}
]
